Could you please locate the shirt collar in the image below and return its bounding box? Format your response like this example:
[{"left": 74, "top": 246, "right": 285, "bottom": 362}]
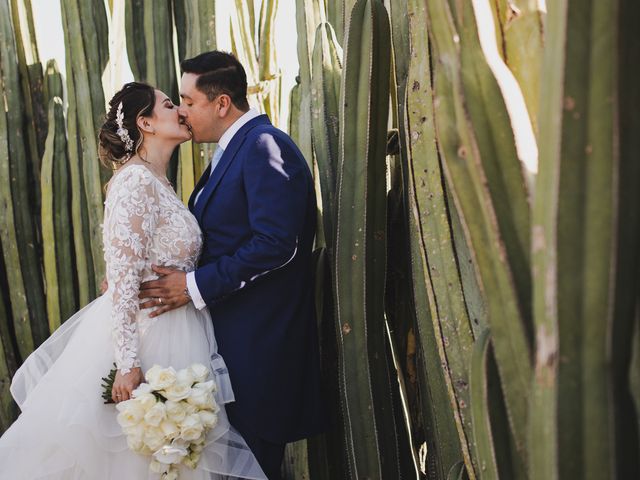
[{"left": 217, "top": 108, "right": 260, "bottom": 151}]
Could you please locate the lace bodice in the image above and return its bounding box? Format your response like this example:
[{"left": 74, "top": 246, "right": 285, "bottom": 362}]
[{"left": 102, "top": 164, "right": 202, "bottom": 374}]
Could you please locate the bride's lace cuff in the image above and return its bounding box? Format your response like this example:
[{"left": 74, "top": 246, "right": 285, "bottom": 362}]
[{"left": 103, "top": 166, "right": 161, "bottom": 375}]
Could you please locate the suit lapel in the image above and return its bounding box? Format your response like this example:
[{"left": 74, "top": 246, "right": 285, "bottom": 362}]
[
  {"left": 188, "top": 162, "right": 212, "bottom": 213},
  {"left": 192, "top": 115, "right": 271, "bottom": 223}
]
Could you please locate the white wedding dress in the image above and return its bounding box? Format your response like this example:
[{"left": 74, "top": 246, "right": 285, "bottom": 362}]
[{"left": 0, "top": 164, "right": 266, "bottom": 479}]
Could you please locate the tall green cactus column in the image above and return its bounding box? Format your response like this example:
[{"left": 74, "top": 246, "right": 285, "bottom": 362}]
[
  {"left": 310, "top": 22, "right": 342, "bottom": 250},
  {"left": 60, "top": 0, "right": 110, "bottom": 301},
  {"left": 530, "top": 0, "right": 639, "bottom": 478},
  {"left": 0, "top": 255, "right": 18, "bottom": 431},
  {"left": 0, "top": 0, "right": 43, "bottom": 356},
  {"left": 41, "top": 60, "right": 77, "bottom": 332},
  {"left": 257, "top": 0, "right": 281, "bottom": 127},
  {"left": 490, "top": 0, "right": 544, "bottom": 135},
  {"left": 425, "top": 0, "right": 532, "bottom": 463},
  {"left": 125, "top": 0, "right": 179, "bottom": 184},
  {"left": 403, "top": 0, "right": 481, "bottom": 476},
  {"left": 613, "top": 0, "right": 640, "bottom": 476},
  {"left": 294, "top": 0, "right": 325, "bottom": 170},
  {"left": 334, "top": 1, "right": 401, "bottom": 477}
]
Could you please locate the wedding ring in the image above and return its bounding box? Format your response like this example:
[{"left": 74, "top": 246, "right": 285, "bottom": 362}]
[{"left": 158, "top": 297, "right": 163, "bottom": 305}]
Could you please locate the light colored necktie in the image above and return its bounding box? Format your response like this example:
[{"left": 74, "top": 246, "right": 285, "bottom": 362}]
[
  {"left": 195, "top": 145, "right": 224, "bottom": 205},
  {"left": 208, "top": 145, "right": 225, "bottom": 177}
]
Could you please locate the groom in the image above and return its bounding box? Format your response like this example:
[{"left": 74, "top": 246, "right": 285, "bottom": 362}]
[{"left": 139, "top": 51, "right": 325, "bottom": 478}]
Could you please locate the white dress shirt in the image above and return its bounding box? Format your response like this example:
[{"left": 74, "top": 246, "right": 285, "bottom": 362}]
[{"left": 186, "top": 109, "right": 260, "bottom": 309}]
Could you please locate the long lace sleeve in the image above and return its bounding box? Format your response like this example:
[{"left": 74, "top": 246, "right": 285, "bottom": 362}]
[{"left": 102, "top": 166, "right": 160, "bottom": 374}]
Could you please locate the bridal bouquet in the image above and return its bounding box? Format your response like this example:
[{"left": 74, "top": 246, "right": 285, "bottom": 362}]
[{"left": 114, "top": 364, "right": 219, "bottom": 479}]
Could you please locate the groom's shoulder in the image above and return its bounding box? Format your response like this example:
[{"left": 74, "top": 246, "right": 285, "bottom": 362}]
[{"left": 244, "top": 123, "right": 304, "bottom": 159}]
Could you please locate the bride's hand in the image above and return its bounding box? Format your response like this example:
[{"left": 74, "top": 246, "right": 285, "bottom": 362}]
[{"left": 112, "top": 367, "right": 144, "bottom": 403}]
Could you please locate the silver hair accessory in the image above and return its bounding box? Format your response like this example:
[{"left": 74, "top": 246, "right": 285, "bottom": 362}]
[{"left": 115, "top": 102, "right": 134, "bottom": 153}]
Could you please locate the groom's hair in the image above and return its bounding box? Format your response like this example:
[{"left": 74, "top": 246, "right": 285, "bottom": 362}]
[{"left": 180, "top": 51, "right": 250, "bottom": 111}]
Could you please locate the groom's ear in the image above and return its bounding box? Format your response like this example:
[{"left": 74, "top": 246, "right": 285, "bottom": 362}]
[{"left": 215, "top": 94, "right": 233, "bottom": 118}]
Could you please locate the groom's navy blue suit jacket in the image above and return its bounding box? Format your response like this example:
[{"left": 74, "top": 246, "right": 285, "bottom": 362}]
[{"left": 187, "top": 114, "right": 324, "bottom": 443}]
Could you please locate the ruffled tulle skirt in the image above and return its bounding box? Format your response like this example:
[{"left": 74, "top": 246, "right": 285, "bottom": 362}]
[{"left": 0, "top": 294, "right": 266, "bottom": 479}]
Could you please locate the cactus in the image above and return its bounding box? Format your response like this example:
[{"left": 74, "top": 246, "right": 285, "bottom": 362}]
[
  {"left": 528, "top": 0, "right": 639, "bottom": 478},
  {"left": 404, "top": 2, "right": 480, "bottom": 477},
  {"left": 631, "top": 315, "right": 640, "bottom": 460},
  {"left": 491, "top": 0, "right": 544, "bottom": 134},
  {"left": 424, "top": 0, "right": 532, "bottom": 458},
  {"left": 0, "top": 257, "right": 18, "bottom": 431},
  {"left": 173, "top": 0, "right": 216, "bottom": 61},
  {"left": 60, "top": 0, "right": 109, "bottom": 298},
  {"left": 0, "top": 0, "right": 45, "bottom": 355},
  {"left": 293, "top": 0, "right": 325, "bottom": 169},
  {"left": 10, "top": 0, "right": 46, "bottom": 180},
  {"left": 402, "top": 2, "right": 474, "bottom": 477},
  {"left": 173, "top": 0, "right": 217, "bottom": 201},
  {"left": 257, "top": 0, "right": 281, "bottom": 127},
  {"left": 333, "top": 1, "right": 401, "bottom": 477},
  {"left": 125, "top": 0, "right": 179, "bottom": 183},
  {"left": 310, "top": 22, "right": 342, "bottom": 249},
  {"left": 41, "top": 72, "right": 77, "bottom": 331},
  {"left": 325, "top": 0, "right": 344, "bottom": 45},
  {"left": 229, "top": 0, "right": 282, "bottom": 127},
  {"left": 614, "top": 1, "right": 640, "bottom": 476},
  {"left": 469, "top": 330, "right": 499, "bottom": 479}
]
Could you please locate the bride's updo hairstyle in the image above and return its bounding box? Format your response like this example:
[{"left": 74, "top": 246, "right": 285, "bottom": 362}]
[{"left": 98, "top": 82, "right": 156, "bottom": 168}]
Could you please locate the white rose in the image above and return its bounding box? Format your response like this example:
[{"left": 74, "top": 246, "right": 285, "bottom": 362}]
[
  {"left": 160, "top": 419, "right": 180, "bottom": 438},
  {"left": 143, "top": 402, "right": 167, "bottom": 427},
  {"left": 179, "top": 414, "right": 204, "bottom": 441},
  {"left": 165, "top": 400, "right": 188, "bottom": 423},
  {"left": 153, "top": 443, "right": 189, "bottom": 465},
  {"left": 198, "top": 410, "right": 218, "bottom": 429},
  {"left": 163, "top": 382, "right": 193, "bottom": 402},
  {"left": 145, "top": 365, "right": 177, "bottom": 390},
  {"left": 116, "top": 400, "right": 145, "bottom": 428},
  {"left": 176, "top": 367, "right": 195, "bottom": 386},
  {"left": 150, "top": 459, "right": 170, "bottom": 474},
  {"left": 126, "top": 434, "right": 145, "bottom": 453},
  {"left": 143, "top": 427, "right": 167, "bottom": 451},
  {"left": 187, "top": 387, "right": 215, "bottom": 409},
  {"left": 193, "top": 380, "right": 217, "bottom": 394},
  {"left": 132, "top": 382, "right": 153, "bottom": 397},
  {"left": 189, "top": 363, "right": 210, "bottom": 383},
  {"left": 134, "top": 392, "right": 157, "bottom": 411}
]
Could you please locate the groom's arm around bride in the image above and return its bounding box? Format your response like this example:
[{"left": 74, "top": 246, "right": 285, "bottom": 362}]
[{"left": 138, "top": 51, "right": 325, "bottom": 479}]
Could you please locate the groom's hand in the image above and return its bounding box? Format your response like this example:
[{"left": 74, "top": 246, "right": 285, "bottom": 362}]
[{"left": 139, "top": 265, "right": 190, "bottom": 317}]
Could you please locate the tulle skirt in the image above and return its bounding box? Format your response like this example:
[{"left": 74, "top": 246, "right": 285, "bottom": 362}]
[{"left": 0, "top": 294, "right": 267, "bottom": 479}]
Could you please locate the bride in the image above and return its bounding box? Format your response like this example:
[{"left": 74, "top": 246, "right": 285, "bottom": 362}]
[{"left": 0, "top": 82, "right": 267, "bottom": 479}]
